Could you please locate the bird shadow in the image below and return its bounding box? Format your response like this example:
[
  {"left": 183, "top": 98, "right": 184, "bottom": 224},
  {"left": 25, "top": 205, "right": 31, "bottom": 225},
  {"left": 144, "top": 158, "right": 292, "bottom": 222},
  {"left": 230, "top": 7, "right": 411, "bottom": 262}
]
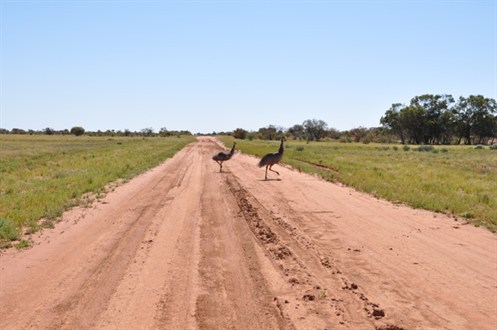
[{"left": 258, "top": 178, "right": 282, "bottom": 182}]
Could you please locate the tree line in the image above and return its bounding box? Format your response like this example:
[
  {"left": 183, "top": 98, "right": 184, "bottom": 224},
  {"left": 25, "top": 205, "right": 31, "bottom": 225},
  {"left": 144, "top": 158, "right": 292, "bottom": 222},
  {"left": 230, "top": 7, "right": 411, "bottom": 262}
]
[
  {"left": 230, "top": 94, "right": 496, "bottom": 145},
  {"left": 3, "top": 93, "right": 495, "bottom": 145},
  {"left": 0, "top": 127, "right": 192, "bottom": 138},
  {"left": 229, "top": 120, "right": 389, "bottom": 144},
  {"left": 380, "top": 94, "right": 497, "bottom": 145}
]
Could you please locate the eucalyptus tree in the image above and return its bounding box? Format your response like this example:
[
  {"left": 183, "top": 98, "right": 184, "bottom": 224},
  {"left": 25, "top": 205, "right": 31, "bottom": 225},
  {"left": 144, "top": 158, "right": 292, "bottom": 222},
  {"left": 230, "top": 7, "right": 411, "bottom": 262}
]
[{"left": 303, "top": 119, "right": 328, "bottom": 141}]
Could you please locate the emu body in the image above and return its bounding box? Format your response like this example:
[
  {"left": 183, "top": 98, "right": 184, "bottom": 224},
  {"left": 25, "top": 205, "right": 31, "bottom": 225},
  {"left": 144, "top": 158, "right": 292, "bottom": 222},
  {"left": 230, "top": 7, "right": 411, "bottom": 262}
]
[
  {"left": 212, "top": 142, "right": 236, "bottom": 172},
  {"left": 258, "top": 138, "right": 285, "bottom": 180}
]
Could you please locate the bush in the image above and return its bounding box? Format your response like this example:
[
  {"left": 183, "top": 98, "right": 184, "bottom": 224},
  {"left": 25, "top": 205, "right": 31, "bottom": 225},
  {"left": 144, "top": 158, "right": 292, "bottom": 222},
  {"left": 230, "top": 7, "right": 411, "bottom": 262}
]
[
  {"left": 475, "top": 144, "right": 484, "bottom": 149},
  {"left": 0, "top": 218, "right": 20, "bottom": 241},
  {"left": 490, "top": 144, "right": 497, "bottom": 150},
  {"left": 402, "top": 145, "right": 410, "bottom": 151},
  {"left": 233, "top": 128, "right": 248, "bottom": 140},
  {"left": 70, "top": 126, "right": 85, "bottom": 136},
  {"left": 296, "top": 146, "right": 304, "bottom": 151},
  {"left": 415, "top": 145, "right": 434, "bottom": 152},
  {"left": 393, "top": 146, "right": 399, "bottom": 151}
]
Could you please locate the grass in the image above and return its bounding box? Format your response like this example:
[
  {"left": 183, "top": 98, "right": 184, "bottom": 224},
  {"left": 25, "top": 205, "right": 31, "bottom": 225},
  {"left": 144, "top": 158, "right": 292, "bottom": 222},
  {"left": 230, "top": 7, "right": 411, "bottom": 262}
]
[
  {"left": 219, "top": 136, "right": 497, "bottom": 232},
  {"left": 0, "top": 134, "right": 195, "bottom": 243}
]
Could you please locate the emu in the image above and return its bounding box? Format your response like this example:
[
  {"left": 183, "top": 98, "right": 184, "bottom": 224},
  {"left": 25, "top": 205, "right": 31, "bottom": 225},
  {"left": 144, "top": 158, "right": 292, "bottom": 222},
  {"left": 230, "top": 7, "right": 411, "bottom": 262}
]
[
  {"left": 212, "top": 142, "right": 236, "bottom": 172},
  {"left": 258, "top": 137, "right": 285, "bottom": 180}
]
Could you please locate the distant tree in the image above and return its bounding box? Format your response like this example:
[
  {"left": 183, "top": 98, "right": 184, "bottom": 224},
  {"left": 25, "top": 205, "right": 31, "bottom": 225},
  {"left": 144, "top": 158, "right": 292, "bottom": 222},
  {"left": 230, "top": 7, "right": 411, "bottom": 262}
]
[
  {"left": 11, "top": 128, "right": 27, "bottom": 134},
  {"left": 159, "top": 127, "right": 170, "bottom": 137},
  {"left": 303, "top": 119, "right": 328, "bottom": 141},
  {"left": 380, "top": 103, "right": 406, "bottom": 144},
  {"left": 43, "top": 127, "right": 55, "bottom": 135},
  {"left": 438, "top": 110, "right": 458, "bottom": 144},
  {"left": 328, "top": 128, "right": 341, "bottom": 140},
  {"left": 70, "top": 126, "right": 85, "bottom": 136},
  {"left": 288, "top": 124, "right": 305, "bottom": 140},
  {"left": 409, "top": 94, "right": 455, "bottom": 144},
  {"left": 455, "top": 95, "right": 497, "bottom": 144},
  {"left": 233, "top": 128, "right": 248, "bottom": 140},
  {"left": 257, "top": 125, "right": 280, "bottom": 140},
  {"left": 141, "top": 127, "right": 154, "bottom": 137},
  {"left": 348, "top": 127, "right": 368, "bottom": 143}
]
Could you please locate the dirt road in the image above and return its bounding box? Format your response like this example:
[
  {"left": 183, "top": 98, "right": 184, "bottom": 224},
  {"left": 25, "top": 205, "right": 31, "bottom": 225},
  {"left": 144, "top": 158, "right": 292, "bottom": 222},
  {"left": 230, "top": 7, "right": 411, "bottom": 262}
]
[{"left": 1, "top": 137, "right": 496, "bottom": 330}]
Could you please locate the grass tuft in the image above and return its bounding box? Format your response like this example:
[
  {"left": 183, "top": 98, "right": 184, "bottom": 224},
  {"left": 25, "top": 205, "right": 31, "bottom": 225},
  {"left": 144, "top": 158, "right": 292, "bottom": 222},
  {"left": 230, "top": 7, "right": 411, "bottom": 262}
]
[{"left": 0, "top": 218, "right": 20, "bottom": 241}]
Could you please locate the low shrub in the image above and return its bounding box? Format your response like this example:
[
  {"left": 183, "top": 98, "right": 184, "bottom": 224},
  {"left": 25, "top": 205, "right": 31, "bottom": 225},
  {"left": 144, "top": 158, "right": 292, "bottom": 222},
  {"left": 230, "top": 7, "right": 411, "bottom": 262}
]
[
  {"left": 415, "top": 145, "right": 434, "bottom": 152},
  {"left": 0, "top": 218, "right": 20, "bottom": 241}
]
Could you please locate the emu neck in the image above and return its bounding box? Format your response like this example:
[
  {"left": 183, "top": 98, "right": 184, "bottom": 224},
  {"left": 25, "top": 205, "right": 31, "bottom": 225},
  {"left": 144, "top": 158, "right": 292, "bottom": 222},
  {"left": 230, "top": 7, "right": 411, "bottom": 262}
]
[
  {"left": 278, "top": 140, "right": 284, "bottom": 154},
  {"left": 229, "top": 143, "right": 236, "bottom": 156}
]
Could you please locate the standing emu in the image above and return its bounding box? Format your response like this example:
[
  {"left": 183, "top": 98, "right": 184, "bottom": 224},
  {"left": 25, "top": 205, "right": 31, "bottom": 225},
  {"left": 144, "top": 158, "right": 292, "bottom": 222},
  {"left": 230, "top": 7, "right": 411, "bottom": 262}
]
[
  {"left": 258, "top": 137, "right": 285, "bottom": 180},
  {"left": 212, "top": 142, "right": 236, "bottom": 172}
]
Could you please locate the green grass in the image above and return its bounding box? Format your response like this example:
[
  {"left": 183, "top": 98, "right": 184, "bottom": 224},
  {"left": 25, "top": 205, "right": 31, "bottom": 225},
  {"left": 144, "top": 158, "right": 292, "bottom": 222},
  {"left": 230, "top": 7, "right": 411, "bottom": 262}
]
[
  {"left": 219, "top": 137, "right": 497, "bottom": 232},
  {"left": 0, "top": 134, "right": 195, "bottom": 242}
]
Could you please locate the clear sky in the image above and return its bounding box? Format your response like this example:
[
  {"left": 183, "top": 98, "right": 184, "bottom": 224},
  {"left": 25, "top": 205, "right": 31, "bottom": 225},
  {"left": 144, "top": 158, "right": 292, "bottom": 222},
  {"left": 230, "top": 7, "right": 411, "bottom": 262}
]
[{"left": 1, "top": 0, "right": 496, "bottom": 134}]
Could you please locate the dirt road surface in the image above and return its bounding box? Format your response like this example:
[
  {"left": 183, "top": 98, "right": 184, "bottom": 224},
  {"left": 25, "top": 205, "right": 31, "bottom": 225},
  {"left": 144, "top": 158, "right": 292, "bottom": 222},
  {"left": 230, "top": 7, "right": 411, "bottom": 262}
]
[{"left": 1, "top": 137, "right": 496, "bottom": 330}]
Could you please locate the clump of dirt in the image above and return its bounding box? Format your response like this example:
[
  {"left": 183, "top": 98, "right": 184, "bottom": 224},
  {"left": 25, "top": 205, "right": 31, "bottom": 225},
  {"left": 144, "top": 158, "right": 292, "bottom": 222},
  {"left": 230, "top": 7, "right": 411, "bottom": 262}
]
[
  {"left": 271, "top": 245, "right": 292, "bottom": 260},
  {"left": 302, "top": 294, "right": 315, "bottom": 302},
  {"left": 372, "top": 308, "right": 385, "bottom": 319},
  {"left": 376, "top": 325, "right": 405, "bottom": 330}
]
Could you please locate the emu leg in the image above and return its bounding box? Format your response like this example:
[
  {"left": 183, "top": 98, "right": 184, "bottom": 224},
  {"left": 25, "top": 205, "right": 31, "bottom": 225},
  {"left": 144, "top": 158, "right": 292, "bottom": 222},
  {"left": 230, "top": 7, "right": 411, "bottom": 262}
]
[
  {"left": 215, "top": 160, "right": 222, "bottom": 172},
  {"left": 265, "top": 165, "right": 269, "bottom": 180},
  {"left": 268, "top": 164, "right": 279, "bottom": 176}
]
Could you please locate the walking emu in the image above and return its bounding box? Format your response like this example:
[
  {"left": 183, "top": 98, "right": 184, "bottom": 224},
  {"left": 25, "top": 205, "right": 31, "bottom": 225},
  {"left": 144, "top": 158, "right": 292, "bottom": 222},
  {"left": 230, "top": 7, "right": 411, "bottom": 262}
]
[
  {"left": 258, "top": 137, "right": 285, "bottom": 180},
  {"left": 212, "top": 142, "right": 236, "bottom": 172}
]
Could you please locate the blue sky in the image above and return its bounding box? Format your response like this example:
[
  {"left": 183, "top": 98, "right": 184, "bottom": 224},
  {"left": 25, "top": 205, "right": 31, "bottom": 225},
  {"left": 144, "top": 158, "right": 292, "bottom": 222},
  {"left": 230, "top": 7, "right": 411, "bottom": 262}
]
[{"left": 1, "top": 0, "right": 496, "bottom": 134}]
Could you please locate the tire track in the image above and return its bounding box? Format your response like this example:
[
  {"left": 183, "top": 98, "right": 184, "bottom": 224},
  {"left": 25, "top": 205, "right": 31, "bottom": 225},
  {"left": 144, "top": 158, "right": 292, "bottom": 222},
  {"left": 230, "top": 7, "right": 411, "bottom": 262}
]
[{"left": 225, "top": 169, "right": 407, "bottom": 330}]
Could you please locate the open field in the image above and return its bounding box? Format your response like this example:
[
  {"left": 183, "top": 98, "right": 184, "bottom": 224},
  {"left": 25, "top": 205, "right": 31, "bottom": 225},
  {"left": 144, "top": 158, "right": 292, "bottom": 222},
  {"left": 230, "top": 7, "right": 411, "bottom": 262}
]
[
  {"left": 219, "top": 136, "right": 497, "bottom": 232},
  {"left": 0, "top": 134, "right": 195, "bottom": 243},
  {"left": 1, "top": 136, "right": 495, "bottom": 330}
]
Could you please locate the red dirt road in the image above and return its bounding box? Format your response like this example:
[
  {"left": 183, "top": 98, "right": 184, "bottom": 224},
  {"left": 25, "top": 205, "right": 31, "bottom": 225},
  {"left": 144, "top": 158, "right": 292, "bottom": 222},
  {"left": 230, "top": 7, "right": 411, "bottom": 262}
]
[{"left": 1, "top": 137, "right": 496, "bottom": 329}]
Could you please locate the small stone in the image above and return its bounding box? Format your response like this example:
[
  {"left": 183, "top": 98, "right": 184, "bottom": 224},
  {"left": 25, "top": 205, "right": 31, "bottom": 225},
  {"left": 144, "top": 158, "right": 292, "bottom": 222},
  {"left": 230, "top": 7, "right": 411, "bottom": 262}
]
[{"left": 372, "top": 309, "right": 385, "bottom": 319}]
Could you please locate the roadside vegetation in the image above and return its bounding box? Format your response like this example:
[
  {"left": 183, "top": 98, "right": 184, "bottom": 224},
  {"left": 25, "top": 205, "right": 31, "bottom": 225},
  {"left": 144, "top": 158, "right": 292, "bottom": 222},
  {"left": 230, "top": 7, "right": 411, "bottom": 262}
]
[
  {"left": 219, "top": 136, "right": 497, "bottom": 232},
  {"left": 0, "top": 135, "right": 194, "bottom": 247}
]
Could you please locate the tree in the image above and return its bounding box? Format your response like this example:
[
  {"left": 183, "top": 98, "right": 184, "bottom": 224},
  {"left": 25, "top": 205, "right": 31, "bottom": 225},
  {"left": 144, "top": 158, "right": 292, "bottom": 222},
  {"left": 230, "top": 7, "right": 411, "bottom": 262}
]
[
  {"left": 380, "top": 103, "right": 406, "bottom": 144},
  {"left": 288, "top": 124, "right": 305, "bottom": 140},
  {"left": 455, "top": 95, "right": 497, "bottom": 144},
  {"left": 11, "top": 128, "right": 27, "bottom": 134},
  {"left": 257, "top": 125, "right": 280, "bottom": 140},
  {"left": 303, "top": 119, "right": 328, "bottom": 141},
  {"left": 348, "top": 127, "right": 368, "bottom": 143},
  {"left": 141, "top": 127, "right": 154, "bottom": 137},
  {"left": 410, "top": 94, "right": 455, "bottom": 144},
  {"left": 328, "top": 128, "right": 341, "bottom": 140},
  {"left": 43, "top": 127, "right": 55, "bottom": 135},
  {"left": 159, "top": 127, "right": 169, "bottom": 137},
  {"left": 233, "top": 128, "right": 248, "bottom": 140},
  {"left": 70, "top": 126, "right": 85, "bottom": 136}
]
